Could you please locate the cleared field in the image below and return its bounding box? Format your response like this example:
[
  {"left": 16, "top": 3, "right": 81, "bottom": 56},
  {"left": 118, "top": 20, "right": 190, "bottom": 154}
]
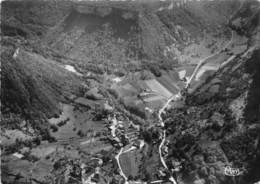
[
  {"left": 176, "top": 65, "right": 196, "bottom": 78},
  {"left": 130, "top": 80, "right": 148, "bottom": 92},
  {"left": 143, "top": 95, "right": 165, "bottom": 102},
  {"left": 1, "top": 130, "right": 33, "bottom": 145},
  {"left": 30, "top": 159, "right": 53, "bottom": 181},
  {"left": 80, "top": 141, "right": 113, "bottom": 154},
  {"left": 205, "top": 52, "right": 230, "bottom": 66},
  {"left": 121, "top": 83, "right": 139, "bottom": 96},
  {"left": 123, "top": 96, "right": 144, "bottom": 107},
  {"left": 49, "top": 104, "right": 106, "bottom": 140},
  {"left": 31, "top": 145, "right": 57, "bottom": 158},
  {"left": 3, "top": 156, "right": 33, "bottom": 178},
  {"left": 123, "top": 96, "right": 146, "bottom": 116},
  {"left": 112, "top": 83, "right": 138, "bottom": 97},
  {"left": 157, "top": 75, "right": 179, "bottom": 94},
  {"left": 3, "top": 154, "right": 53, "bottom": 182},
  {"left": 229, "top": 32, "right": 248, "bottom": 55},
  {"left": 132, "top": 80, "right": 151, "bottom": 92},
  {"left": 168, "top": 70, "right": 181, "bottom": 83},
  {"left": 48, "top": 104, "right": 74, "bottom": 125},
  {"left": 119, "top": 150, "right": 142, "bottom": 178},
  {"left": 189, "top": 70, "right": 216, "bottom": 93},
  {"left": 144, "top": 99, "right": 165, "bottom": 109},
  {"left": 74, "top": 97, "right": 100, "bottom": 107},
  {"left": 232, "top": 45, "right": 247, "bottom": 55},
  {"left": 145, "top": 79, "right": 172, "bottom": 98},
  {"left": 195, "top": 65, "right": 218, "bottom": 81}
]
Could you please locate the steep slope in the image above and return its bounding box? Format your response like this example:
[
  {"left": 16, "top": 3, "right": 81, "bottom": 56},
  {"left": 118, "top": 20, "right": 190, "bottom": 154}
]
[
  {"left": 161, "top": 8, "right": 259, "bottom": 183},
  {"left": 230, "top": 0, "right": 260, "bottom": 38},
  {"left": 161, "top": 48, "right": 259, "bottom": 184},
  {"left": 0, "top": 0, "right": 72, "bottom": 38},
  {"left": 158, "top": 1, "right": 260, "bottom": 183},
  {"left": 1, "top": 44, "right": 82, "bottom": 118},
  {"left": 1, "top": 0, "right": 242, "bottom": 73}
]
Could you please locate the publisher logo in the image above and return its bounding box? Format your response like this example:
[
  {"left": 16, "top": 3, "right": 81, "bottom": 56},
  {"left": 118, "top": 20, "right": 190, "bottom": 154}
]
[{"left": 224, "top": 166, "right": 244, "bottom": 176}]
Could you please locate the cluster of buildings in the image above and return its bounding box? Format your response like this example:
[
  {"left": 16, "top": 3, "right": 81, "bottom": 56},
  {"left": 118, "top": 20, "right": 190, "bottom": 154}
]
[{"left": 107, "top": 114, "right": 141, "bottom": 147}]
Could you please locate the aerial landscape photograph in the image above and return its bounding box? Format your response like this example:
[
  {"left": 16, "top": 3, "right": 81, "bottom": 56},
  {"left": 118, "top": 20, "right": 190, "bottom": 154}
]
[{"left": 0, "top": 0, "right": 259, "bottom": 183}]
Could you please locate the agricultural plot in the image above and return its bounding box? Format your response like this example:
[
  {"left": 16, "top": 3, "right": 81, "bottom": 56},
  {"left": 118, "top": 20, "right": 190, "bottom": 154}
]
[
  {"left": 195, "top": 65, "right": 218, "bottom": 81},
  {"left": 1, "top": 130, "right": 33, "bottom": 146},
  {"left": 123, "top": 96, "right": 144, "bottom": 108},
  {"left": 176, "top": 65, "right": 196, "bottom": 79},
  {"left": 130, "top": 80, "right": 148, "bottom": 92},
  {"left": 157, "top": 75, "right": 180, "bottom": 95},
  {"left": 80, "top": 141, "right": 113, "bottom": 154},
  {"left": 232, "top": 44, "right": 247, "bottom": 55},
  {"left": 48, "top": 104, "right": 78, "bottom": 140},
  {"left": 49, "top": 104, "right": 106, "bottom": 140},
  {"left": 121, "top": 83, "right": 139, "bottom": 96},
  {"left": 142, "top": 147, "right": 161, "bottom": 181},
  {"left": 48, "top": 104, "right": 76, "bottom": 124},
  {"left": 112, "top": 83, "right": 138, "bottom": 98},
  {"left": 167, "top": 70, "right": 181, "bottom": 83},
  {"left": 177, "top": 32, "right": 227, "bottom": 65},
  {"left": 119, "top": 149, "right": 143, "bottom": 178},
  {"left": 110, "top": 71, "right": 184, "bottom": 112},
  {"left": 74, "top": 97, "right": 101, "bottom": 107},
  {"left": 189, "top": 70, "right": 216, "bottom": 93},
  {"left": 2, "top": 156, "right": 34, "bottom": 179},
  {"left": 145, "top": 79, "right": 172, "bottom": 99},
  {"left": 229, "top": 32, "right": 248, "bottom": 55},
  {"left": 30, "top": 159, "right": 53, "bottom": 181},
  {"left": 143, "top": 95, "right": 165, "bottom": 103},
  {"left": 205, "top": 52, "right": 230, "bottom": 66},
  {"left": 145, "top": 100, "right": 166, "bottom": 110},
  {"left": 31, "top": 145, "right": 57, "bottom": 158},
  {"left": 4, "top": 151, "right": 58, "bottom": 183}
]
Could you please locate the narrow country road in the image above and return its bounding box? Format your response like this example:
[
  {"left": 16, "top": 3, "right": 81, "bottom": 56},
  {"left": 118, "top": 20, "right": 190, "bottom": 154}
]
[
  {"left": 115, "top": 147, "right": 129, "bottom": 184},
  {"left": 185, "top": 30, "right": 234, "bottom": 89},
  {"left": 186, "top": 0, "right": 247, "bottom": 89},
  {"left": 158, "top": 93, "right": 181, "bottom": 184}
]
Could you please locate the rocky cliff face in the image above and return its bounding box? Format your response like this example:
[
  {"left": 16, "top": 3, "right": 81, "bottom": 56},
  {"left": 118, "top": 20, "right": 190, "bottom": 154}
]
[{"left": 1, "top": 0, "right": 241, "bottom": 67}]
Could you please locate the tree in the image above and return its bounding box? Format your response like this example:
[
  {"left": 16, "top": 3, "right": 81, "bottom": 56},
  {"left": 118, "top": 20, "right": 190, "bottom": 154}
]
[{"left": 77, "top": 130, "right": 84, "bottom": 137}]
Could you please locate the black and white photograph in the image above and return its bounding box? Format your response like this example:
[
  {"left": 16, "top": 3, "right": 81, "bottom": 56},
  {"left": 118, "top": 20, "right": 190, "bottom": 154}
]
[{"left": 0, "top": 0, "right": 259, "bottom": 183}]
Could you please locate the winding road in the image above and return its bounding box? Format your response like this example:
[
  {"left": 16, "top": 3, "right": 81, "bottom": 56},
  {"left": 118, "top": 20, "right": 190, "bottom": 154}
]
[
  {"left": 185, "top": 30, "right": 234, "bottom": 89},
  {"left": 157, "top": 31, "right": 235, "bottom": 181},
  {"left": 186, "top": 0, "right": 248, "bottom": 89},
  {"left": 115, "top": 147, "right": 129, "bottom": 184},
  {"left": 158, "top": 93, "right": 181, "bottom": 184}
]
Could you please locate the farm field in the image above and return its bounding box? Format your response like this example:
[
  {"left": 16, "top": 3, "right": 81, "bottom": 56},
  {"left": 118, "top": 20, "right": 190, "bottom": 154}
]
[
  {"left": 157, "top": 75, "right": 180, "bottom": 94},
  {"left": 49, "top": 103, "right": 106, "bottom": 140},
  {"left": 1, "top": 129, "right": 33, "bottom": 146},
  {"left": 119, "top": 149, "right": 143, "bottom": 178},
  {"left": 176, "top": 65, "right": 196, "bottom": 79},
  {"left": 2, "top": 155, "right": 53, "bottom": 182},
  {"left": 110, "top": 69, "right": 186, "bottom": 113},
  {"left": 145, "top": 79, "right": 172, "bottom": 98},
  {"left": 80, "top": 140, "right": 113, "bottom": 154},
  {"left": 195, "top": 65, "right": 218, "bottom": 81}
]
